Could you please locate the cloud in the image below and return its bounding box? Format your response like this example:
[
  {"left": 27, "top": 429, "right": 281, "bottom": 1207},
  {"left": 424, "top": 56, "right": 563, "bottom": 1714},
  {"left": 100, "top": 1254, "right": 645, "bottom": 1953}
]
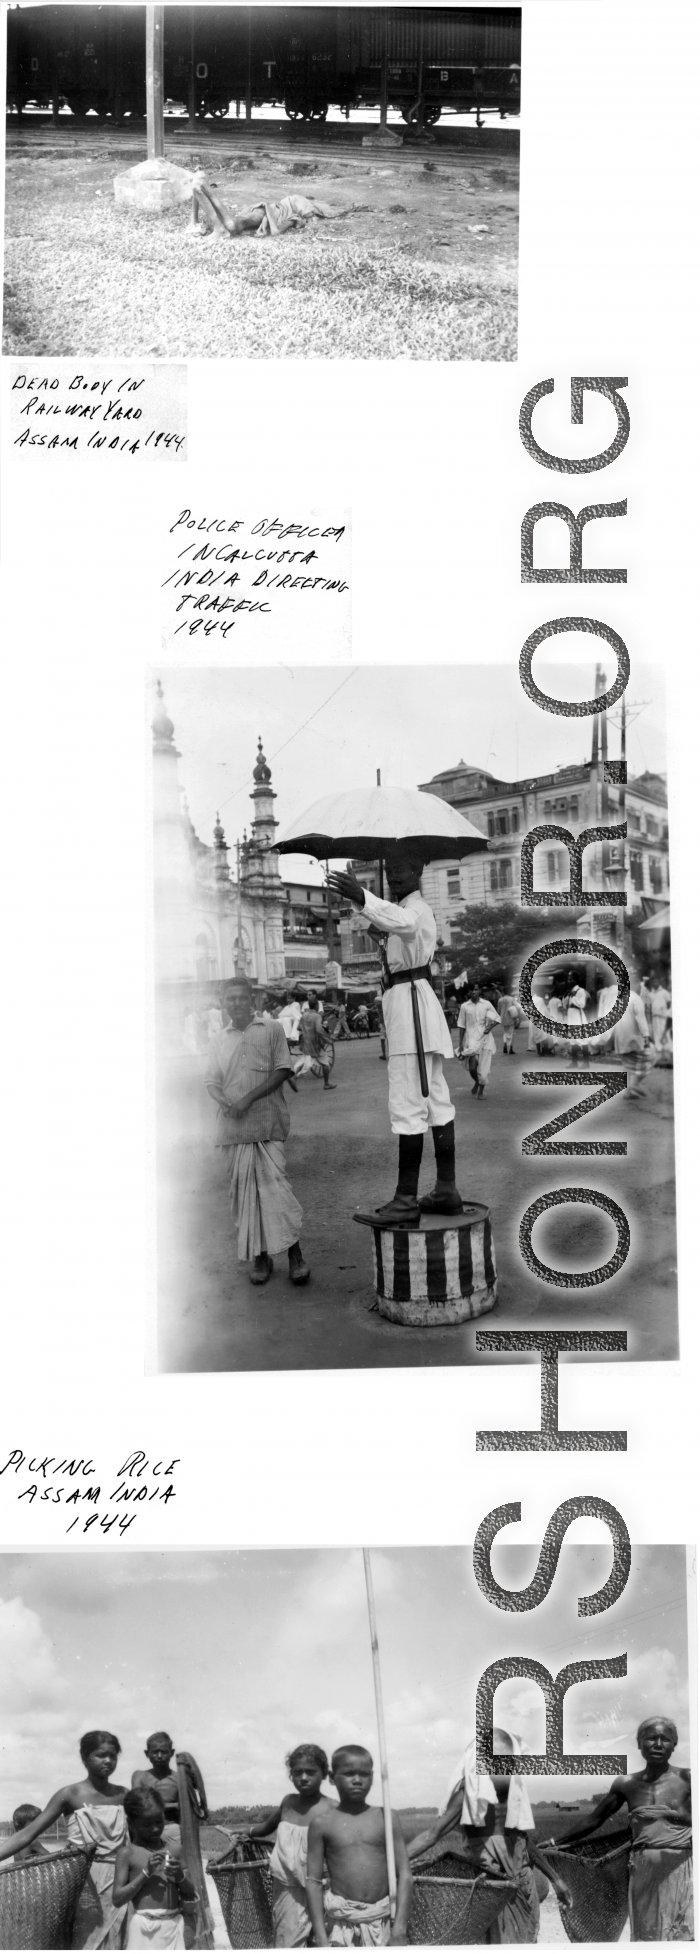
[{"left": 0, "top": 1596, "right": 66, "bottom": 1716}]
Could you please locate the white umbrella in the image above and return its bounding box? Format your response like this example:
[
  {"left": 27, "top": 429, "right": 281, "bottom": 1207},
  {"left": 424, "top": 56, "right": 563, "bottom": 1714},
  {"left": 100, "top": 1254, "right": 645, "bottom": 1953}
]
[{"left": 276, "top": 785, "right": 488, "bottom": 863}]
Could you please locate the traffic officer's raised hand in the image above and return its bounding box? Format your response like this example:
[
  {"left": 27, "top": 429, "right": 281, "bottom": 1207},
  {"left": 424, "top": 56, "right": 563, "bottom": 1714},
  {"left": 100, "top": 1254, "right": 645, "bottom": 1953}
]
[{"left": 326, "top": 866, "right": 366, "bottom": 906}]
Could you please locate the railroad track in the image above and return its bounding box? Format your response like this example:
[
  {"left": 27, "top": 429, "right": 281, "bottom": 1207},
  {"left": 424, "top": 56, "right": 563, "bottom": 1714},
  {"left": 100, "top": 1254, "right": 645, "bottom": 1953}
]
[{"left": 5, "top": 112, "right": 517, "bottom": 161}]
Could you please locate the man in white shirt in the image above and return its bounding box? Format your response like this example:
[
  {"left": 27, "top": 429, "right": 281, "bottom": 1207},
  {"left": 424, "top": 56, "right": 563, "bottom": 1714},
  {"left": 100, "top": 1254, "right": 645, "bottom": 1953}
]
[
  {"left": 327, "top": 848, "right": 461, "bottom": 1224},
  {"left": 278, "top": 994, "right": 302, "bottom": 1046},
  {"left": 457, "top": 986, "right": 501, "bottom": 1097}
]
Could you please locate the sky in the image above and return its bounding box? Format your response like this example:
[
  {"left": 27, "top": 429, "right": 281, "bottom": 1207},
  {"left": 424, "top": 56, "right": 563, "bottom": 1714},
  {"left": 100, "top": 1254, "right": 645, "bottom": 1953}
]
[
  {"left": 153, "top": 663, "right": 666, "bottom": 888},
  {"left": 0, "top": 1545, "right": 688, "bottom": 1817}
]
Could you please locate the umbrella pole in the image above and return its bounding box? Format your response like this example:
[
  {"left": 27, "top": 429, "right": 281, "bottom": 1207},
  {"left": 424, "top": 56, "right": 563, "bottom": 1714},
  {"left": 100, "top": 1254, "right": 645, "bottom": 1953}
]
[{"left": 363, "top": 1548, "right": 397, "bottom": 1924}]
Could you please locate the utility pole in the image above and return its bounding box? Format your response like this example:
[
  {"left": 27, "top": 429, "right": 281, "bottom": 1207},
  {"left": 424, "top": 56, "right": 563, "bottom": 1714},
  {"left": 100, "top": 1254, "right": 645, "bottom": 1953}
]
[
  {"left": 246, "top": 6, "right": 253, "bottom": 122},
  {"left": 325, "top": 864, "right": 337, "bottom": 966},
  {"left": 187, "top": 6, "right": 197, "bottom": 133},
  {"left": 379, "top": 14, "right": 388, "bottom": 134},
  {"left": 146, "top": 5, "right": 165, "bottom": 160},
  {"left": 377, "top": 767, "right": 384, "bottom": 898}
]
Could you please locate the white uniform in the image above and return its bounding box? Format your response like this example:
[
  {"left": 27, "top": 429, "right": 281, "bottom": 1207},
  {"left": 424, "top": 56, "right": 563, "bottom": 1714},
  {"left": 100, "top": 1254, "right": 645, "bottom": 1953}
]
[{"left": 361, "top": 887, "right": 454, "bottom": 1136}]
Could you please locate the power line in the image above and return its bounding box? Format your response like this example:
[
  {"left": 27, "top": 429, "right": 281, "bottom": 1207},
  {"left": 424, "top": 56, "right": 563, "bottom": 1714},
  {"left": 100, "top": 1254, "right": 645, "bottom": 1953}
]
[{"left": 216, "top": 668, "right": 358, "bottom": 825}]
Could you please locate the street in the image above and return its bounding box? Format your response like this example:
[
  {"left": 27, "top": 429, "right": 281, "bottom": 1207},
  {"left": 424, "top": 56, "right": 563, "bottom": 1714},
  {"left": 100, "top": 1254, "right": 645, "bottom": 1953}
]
[{"left": 156, "top": 1037, "right": 677, "bottom": 1372}]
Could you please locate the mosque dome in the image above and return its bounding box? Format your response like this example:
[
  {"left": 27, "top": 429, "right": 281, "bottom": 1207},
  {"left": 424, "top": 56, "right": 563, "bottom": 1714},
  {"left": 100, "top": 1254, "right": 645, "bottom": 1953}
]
[
  {"left": 152, "top": 681, "right": 174, "bottom": 744},
  {"left": 253, "top": 738, "right": 272, "bottom": 785}
]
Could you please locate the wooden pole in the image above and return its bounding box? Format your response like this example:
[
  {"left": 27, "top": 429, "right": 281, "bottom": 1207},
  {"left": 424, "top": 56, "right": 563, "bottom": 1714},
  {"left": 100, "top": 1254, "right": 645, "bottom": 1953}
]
[
  {"left": 379, "top": 12, "right": 388, "bottom": 132},
  {"left": 246, "top": 7, "right": 253, "bottom": 122},
  {"left": 146, "top": 5, "right": 165, "bottom": 160},
  {"left": 363, "top": 1549, "right": 397, "bottom": 1923},
  {"left": 188, "top": 6, "right": 197, "bottom": 133}
]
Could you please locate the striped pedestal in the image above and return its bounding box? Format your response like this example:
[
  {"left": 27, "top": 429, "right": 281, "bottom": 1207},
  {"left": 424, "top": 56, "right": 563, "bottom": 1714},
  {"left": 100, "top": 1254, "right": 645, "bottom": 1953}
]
[{"left": 354, "top": 1202, "right": 497, "bottom": 1326}]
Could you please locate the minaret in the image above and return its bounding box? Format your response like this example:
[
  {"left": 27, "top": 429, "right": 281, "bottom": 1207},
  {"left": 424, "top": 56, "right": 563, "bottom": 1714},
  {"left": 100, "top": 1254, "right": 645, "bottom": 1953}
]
[
  {"left": 213, "top": 810, "right": 231, "bottom": 890},
  {"left": 151, "top": 681, "right": 198, "bottom": 984},
  {"left": 241, "top": 738, "right": 286, "bottom": 981}
]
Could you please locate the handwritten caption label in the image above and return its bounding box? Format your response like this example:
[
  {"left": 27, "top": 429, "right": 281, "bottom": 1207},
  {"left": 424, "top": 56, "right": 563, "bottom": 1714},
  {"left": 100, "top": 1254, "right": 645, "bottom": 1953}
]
[
  {"left": 9, "top": 363, "right": 187, "bottom": 458},
  {"left": 0, "top": 1448, "right": 180, "bottom": 1537},
  {"left": 162, "top": 507, "right": 351, "bottom": 651}
]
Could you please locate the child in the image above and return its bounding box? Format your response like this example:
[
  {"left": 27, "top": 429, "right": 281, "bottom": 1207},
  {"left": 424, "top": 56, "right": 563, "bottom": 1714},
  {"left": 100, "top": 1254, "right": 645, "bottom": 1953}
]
[
  {"left": 0, "top": 1728, "right": 129, "bottom": 1948},
  {"left": 132, "top": 1734, "right": 181, "bottom": 1830},
  {"left": 306, "top": 1745, "right": 411, "bottom": 1947},
  {"left": 11, "top": 1805, "right": 51, "bottom": 1862},
  {"left": 113, "top": 1788, "right": 195, "bottom": 1949},
  {"left": 215, "top": 1743, "right": 334, "bottom": 1948}
]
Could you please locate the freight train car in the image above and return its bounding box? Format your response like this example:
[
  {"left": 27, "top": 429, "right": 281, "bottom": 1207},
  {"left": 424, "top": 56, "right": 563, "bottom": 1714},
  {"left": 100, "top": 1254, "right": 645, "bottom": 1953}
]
[
  {"left": 336, "top": 7, "right": 521, "bottom": 123},
  {"left": 7, "top": 4, "right": 146, "bottom": 116},
  {"left": 6, "top": 5, "right": 520, "bottom": 127}
]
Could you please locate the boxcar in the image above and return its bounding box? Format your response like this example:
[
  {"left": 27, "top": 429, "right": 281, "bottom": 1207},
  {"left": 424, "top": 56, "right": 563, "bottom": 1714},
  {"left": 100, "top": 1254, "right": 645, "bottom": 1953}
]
[{"left": 6, "top": 5, "right": 521, "bottom": 126}]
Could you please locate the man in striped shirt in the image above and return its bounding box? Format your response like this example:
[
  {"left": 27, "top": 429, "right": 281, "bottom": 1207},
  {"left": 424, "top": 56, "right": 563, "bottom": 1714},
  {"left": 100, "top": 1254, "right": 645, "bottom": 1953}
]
[{"left": 205, "top": 979, "right": 310, "bottom": 1287}]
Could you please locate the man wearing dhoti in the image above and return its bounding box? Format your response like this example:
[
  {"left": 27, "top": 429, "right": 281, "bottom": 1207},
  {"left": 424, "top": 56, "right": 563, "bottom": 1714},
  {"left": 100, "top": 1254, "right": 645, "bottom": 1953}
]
[
  {"left": 205, "top": 979, "right": 310, "bottom": 1286},
  {"left": 328, "top": 849, "right": 461, "bottom": 1224},
  {"left": 558, "top": 1715, "right": 693, "bottom": 1941}
]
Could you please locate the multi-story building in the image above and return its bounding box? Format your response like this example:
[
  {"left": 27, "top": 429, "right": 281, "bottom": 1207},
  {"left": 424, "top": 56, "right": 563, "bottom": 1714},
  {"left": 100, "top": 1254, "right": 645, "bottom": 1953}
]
[
  {"left": 152, "top": 687, "right": 287, "bottom": 1045},
  {"left": 280, "top": 875, "right": 343, "bottom": 981},
  {"left": 418, "top": 756, "right": 669, "bottom": 944}
]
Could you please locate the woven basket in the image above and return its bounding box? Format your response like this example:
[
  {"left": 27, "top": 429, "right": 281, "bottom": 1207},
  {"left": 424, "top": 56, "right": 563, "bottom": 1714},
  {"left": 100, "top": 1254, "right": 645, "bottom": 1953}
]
[
  {"left": 545, "top": 1831, "right": 631, "bottom": 1943},
  {"left": 408, "top": 1869, "right": 518, "bottom": 1944},
  {"left": 208, "top": 1841, "right": 274, "bottom": 1949},
  {"left": 211, "top": 1834, "right": 518, "bottom": 1949},
  {"left": 0, "top": 1846, "right": 93, "bottom": 1951}
]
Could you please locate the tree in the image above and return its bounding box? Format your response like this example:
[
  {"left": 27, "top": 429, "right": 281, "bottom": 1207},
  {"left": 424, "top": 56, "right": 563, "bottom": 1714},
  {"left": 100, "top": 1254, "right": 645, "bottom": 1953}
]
[{"left": 447, "top": 903, "right": 585, "bottom": 989}]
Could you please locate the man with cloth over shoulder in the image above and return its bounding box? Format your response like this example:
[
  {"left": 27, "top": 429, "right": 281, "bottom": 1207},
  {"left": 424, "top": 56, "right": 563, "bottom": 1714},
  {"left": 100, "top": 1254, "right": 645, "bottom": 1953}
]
[{"left": 327, "top": 848, "right": 461, "bottom": 1225}]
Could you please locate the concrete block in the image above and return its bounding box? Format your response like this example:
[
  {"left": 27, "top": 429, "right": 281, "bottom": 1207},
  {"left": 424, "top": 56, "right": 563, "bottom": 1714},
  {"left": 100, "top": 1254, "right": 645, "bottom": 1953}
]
[
  {"left": 114, "top": 157, "right": 194, "bottom": 213},
  {"left": 362, "top": 128, "right": 403, "bottom": 148}
]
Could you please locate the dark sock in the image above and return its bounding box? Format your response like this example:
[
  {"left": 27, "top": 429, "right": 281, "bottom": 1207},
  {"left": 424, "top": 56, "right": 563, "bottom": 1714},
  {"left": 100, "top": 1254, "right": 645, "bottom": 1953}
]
[
  {"left": 432, "top": 1120, "right": 456, "bottom": 1185},
  {"left": 396, "top": 1133, "right": 424, "bottom": 1198}
]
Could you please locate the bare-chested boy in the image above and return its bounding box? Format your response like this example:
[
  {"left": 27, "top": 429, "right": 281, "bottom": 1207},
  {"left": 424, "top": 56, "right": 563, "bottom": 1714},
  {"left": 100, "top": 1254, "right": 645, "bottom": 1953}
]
[
  {"left": 113, "top": 1788, "right": 196, "bottom": 1949},
  {"left": 306, "top": 1745, "right": 411, "bottom": 1947},
  {"left": 558, "top": 1716, "right": 692, "bottom": 1941},
  {"left": 11, "top": 1805, "right": 50, "bottom": 1862},
  {"left": 132, "top": 1733, "right": 181, "bottom": 1830}
]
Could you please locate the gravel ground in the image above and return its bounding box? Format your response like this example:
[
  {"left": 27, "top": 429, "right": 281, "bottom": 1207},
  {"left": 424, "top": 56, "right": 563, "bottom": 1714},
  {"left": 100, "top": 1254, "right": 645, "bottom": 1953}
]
[{"left": 4, "top": 137, "right": 518, "bottom": 359}]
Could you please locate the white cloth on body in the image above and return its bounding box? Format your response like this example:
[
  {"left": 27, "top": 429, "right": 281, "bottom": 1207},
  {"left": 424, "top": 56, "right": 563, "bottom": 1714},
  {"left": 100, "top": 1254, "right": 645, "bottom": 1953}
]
[
  {"left": 650, "top": 988, "right": 671, "bottom": 1048},
  {"left": 270, "top": 1821, "right": 313, "bottom": 1946},
  {"left": 457, "top": 998, "right": 500, "bottom": 1056},
  {"left": 613, "top": 989, "right": 649, "bottom": 1055},
  {"left": 361, "top": 888, "right": 453, "bottom": 1060},
  {"left": 444, "top": 1733, "right": 534, "bottom": 1832},
  {"left": 324, "top": 1889, "right": 391, "bottom": 1946},
  {"left": 387, "top": 1052, "right": 454, "bottom": 1135},
  {"left": 269, "top": 1821, "right": 308, "bottom": 1890},
  {"left": 66, "top": 1804, "right": 128, "bottom": 1949},
  {"left": 226, "top": 1139, "right": 303, "bottom": 1260},
  {"left": 125, "top": 1911, "right": 185, "bottom": 1950}
]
